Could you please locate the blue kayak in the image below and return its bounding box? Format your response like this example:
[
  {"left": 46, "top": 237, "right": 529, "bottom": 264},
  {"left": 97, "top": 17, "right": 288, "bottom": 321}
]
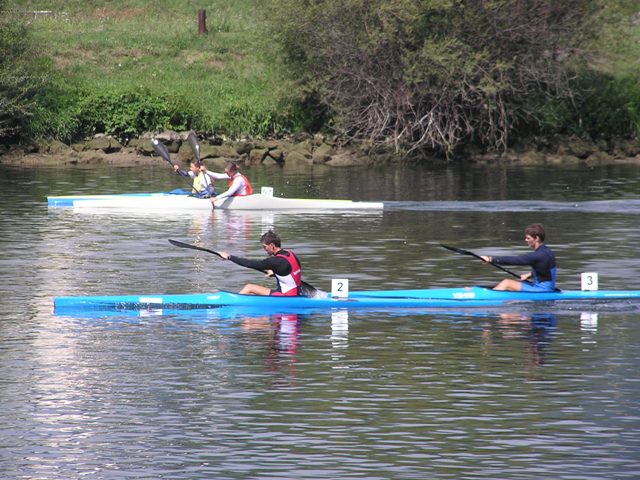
[{"left": 53, "top": 286, "right": 640, "bottom": 313}]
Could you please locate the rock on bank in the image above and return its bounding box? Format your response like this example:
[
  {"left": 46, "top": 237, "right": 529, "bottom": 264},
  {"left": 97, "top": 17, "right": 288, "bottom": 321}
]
[
  {"left": 0, "top": 131, "right": 394, "bottom": 168},
  {"left": 1, "top": 131, "right": 639, "bottom": 167}
]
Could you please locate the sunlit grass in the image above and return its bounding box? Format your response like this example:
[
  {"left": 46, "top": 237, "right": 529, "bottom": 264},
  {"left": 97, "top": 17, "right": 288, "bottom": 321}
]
[{"left": 13, "top": 0, "right": 285, "bottom": 135}]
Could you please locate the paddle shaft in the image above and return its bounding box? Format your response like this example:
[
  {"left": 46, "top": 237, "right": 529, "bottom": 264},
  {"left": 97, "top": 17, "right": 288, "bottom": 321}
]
[
  {"left": 440, "top": 244, "right": 524, "bottom": 280},
  {"left": 170, "top": 239, "right": 223, "bottom": 258},
  {"left": 168, "top": 239, "right": 319, "bottom": 294}
]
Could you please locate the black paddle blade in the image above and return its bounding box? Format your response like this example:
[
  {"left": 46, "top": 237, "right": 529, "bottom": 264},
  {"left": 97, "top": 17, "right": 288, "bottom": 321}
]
[
  {"left": 299, "top": 281, "right": 326, "bottom": 298},
  {"left": 168, "top": 239, "right": 222, "bottom": 258},
  {"left": 151, "top": 138, "right": 173, "bottom": 166},
  {"left": 187, "top": 132, "right": 201, "bottom": 162}
]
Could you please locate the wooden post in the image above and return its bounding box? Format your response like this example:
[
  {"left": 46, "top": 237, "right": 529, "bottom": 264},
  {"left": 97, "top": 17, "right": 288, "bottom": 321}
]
[{"left": 198, "top": 9, "right": 207, "bottom": 35}]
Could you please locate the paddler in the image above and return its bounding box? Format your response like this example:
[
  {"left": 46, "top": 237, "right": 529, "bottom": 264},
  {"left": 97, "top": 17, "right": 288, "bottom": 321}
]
[
  {"left": 173, "top": 160, "right": 216, "bottom": 198},
  {"left": 480, "top": 223, "right": 557, "bottom": 292},
  {"left": 218, "top": 230, "right": 302, "bottom": 296},
  {"left": 205, "top": 161, "right": 253, "bottom": 204}
]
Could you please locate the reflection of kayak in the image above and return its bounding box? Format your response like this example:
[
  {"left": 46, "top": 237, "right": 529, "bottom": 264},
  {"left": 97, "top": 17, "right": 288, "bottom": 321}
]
[
  {"left": 47, "top": 190, "right": 383, "bottom": 211},
  {"left": 53, "top": 286, "right": 640, "bottom": 313},
  {"left": 52, "top": 305, "right": 560, "bottom": 325}
]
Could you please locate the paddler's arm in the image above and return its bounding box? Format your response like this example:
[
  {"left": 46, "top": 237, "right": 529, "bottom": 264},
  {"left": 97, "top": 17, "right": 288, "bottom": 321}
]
[
  {"left": 202, "top": 168, "right": 228, "bottom": 181},
  {"left": 217, "top": 252, "right": 281, "bottom": 276},
  {"left": 481, "top": 255, "right": 532, "bottom": 281},
  {"left": 173, "top": 164, "right": 192, "bottom": 178},
  {"left": 488, "top": 252, "right": 538, "bottom": 266}
]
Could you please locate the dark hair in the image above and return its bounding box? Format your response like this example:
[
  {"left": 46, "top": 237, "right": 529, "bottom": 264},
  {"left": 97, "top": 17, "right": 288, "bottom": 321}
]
[
  {"left": 225, "top": 161, "right": 239, "bottom": 173},
  {"left": 193, "top": 161, "right": 203, "bottom": 168},
  {"left": 260, "top": 230, "right": 281, "bottom": 247},
  {"left": 525, "top": 223, "right": 546, "bottom": 241}
]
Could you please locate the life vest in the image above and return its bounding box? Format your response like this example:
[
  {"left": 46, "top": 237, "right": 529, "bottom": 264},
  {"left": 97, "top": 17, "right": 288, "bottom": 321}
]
[
  {"left": 193, "top": 172, "right": 212, "bottom": 194},
  {"left": 272, "top": 250, "right": 302, "bottom": 296},
  {"left": 228, "top": 173, "right": 253, "bottom": 196}
]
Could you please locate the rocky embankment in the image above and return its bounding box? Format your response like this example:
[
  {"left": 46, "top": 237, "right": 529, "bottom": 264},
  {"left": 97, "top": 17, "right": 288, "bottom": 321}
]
[{"left": 1, "top": 131, "right": 639, "bottom": 167}]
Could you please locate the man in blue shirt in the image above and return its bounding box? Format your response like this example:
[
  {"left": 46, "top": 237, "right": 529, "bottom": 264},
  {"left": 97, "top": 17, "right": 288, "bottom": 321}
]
[{"left": 481, "top": 223, "right": 557, "bottom": 292}]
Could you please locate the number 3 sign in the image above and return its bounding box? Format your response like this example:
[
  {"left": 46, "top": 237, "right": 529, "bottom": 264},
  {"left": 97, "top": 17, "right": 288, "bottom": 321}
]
[{"left": 581, "top": 272, "right": 599, "bottom": 291}]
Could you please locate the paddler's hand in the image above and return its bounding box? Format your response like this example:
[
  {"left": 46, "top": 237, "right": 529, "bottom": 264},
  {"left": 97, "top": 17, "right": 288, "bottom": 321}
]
[
  {"left": 265, "top": 270, "right": 274, "bottom": 277},
  {"left": 218, "top": 251, "right": 230, "bottom": 260},
  {"left": 173, "top": 164, "right": 180, "bottom": 172},
  {"left": 480, "top": 255, "right": 492, "bottom": 263}
]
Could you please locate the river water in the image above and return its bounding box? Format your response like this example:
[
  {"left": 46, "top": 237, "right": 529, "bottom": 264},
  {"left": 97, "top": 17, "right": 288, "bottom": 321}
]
[{"left": 1, "top": 161, "right": 640, "bottom": 479}]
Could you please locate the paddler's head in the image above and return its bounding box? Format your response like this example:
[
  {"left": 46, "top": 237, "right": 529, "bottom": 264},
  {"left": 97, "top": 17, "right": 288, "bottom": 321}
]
[
  {"left": 224, "top": 161, "right": 239, "bottom": 178},
  {"left": 260, "top": 230, "right": 281, "bottom": 256},
  {"left": 191, "top": 161, "right": 204, "bottom": 173},
  {"left": 524, "top": 223, "right": 545, "bottom": 249}
]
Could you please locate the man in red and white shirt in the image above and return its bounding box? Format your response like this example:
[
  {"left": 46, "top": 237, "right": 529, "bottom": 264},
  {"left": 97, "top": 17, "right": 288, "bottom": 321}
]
[
  {"left": 218, "top": 230, "right": 303, "bottom": 296},
  {"left": 204, "top": 161, "right": 253, "bottom": 203}
]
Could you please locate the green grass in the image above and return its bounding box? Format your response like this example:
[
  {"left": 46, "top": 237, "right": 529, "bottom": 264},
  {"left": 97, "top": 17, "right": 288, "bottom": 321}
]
[
  {"left": 12, "top": 0, "right": 291, "bottom": 137},
  {"left": 8, "top": 0, "right": 640, "bottom": 144}
]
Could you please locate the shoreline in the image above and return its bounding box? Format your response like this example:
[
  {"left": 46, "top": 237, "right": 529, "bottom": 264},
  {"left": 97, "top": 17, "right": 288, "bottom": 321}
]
[
  {"left": 1, "top": 132, "right": 639, "bottom": 168},
  {"left": 0, "top": 149, "right": 158, "bottom": 167},
  {"left": 3, "top": 149, "right": 639, "bottom": 169}
]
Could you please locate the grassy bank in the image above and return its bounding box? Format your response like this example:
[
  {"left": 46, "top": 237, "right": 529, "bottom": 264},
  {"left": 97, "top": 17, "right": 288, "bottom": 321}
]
[
  {"left": 12, "top": 0, "right": 293, "bottom": 139},
  {"left": 7, "top": 1, "right": 640, "bottom": 153}
]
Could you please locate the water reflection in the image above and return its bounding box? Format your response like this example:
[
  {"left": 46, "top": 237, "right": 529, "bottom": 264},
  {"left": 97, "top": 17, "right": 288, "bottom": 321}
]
[
  {"left": 481, "top": 312, "right": 557, "bottom": 367},
  {"left": 579, "top": 311, "right": 599, "bottom": 351},
  {"left": 240, "top": 312, "right": 300, "bottom": 355},
  {"left": 330, "top": 309, "right": 349, "bottom": 349}
]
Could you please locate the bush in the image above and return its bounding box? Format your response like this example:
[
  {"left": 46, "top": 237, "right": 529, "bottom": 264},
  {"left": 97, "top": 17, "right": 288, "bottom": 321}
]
[
  {"left": 75, "top": 89, "right": 202, "bottom": 142},
  {"left": 524, "top": 72, "right": 640, "bottom": 140},
  {"left": 569, "top": 73, "right": 640, "bottom": 139},
  {"left": 23, "top": 75, "right": 81, "bottom": 142},
  {"left": 28, "top": 82, "right": 204, "bottom": 143},
  {"left": 0, "top": 1, "right": 47, "bottom": 141},
  {"left": 269, "top": 0, "right": 638, "bottom": 155}
]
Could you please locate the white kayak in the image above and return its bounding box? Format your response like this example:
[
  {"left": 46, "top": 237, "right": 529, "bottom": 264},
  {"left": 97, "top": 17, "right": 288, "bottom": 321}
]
[{"left": 48, "top": 190, "right": 384, "bottom": 211}]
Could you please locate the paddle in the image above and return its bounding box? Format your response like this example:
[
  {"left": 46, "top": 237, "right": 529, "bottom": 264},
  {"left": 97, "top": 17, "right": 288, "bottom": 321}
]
[
  {"left": 187, "top": 131, "right": 201, "bottom": 162},
  {"left": 168, "top": 239, "right": 324, "bottom": 298},
  {"left": 151, "top": 138, "right": 193, "bottom": 192},
  {"left": 186, "top": 132, "right": 215, "bottom": 197},
  {"left": 440, "top": 244, "right": 524, "bottom": 280}
]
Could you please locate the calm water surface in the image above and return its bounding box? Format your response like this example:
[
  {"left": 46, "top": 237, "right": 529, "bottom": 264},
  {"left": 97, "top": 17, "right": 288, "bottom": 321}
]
[{"left": 1, "top": 161, "right": 640, "bottom": 479}]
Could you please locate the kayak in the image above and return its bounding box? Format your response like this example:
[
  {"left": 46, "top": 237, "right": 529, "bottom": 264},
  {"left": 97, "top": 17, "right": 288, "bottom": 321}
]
[
  {"left": 47, "top": 190, "right": 384, "bottom": 211},
  {"left": 53, "top": 286, "right": 640, "bottom": 313}
]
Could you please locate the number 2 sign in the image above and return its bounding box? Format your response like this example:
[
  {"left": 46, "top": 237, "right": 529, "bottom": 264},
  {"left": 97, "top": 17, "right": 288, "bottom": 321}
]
[{"left": 331, "top": 279, "right": 349, "bottom": 298}]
